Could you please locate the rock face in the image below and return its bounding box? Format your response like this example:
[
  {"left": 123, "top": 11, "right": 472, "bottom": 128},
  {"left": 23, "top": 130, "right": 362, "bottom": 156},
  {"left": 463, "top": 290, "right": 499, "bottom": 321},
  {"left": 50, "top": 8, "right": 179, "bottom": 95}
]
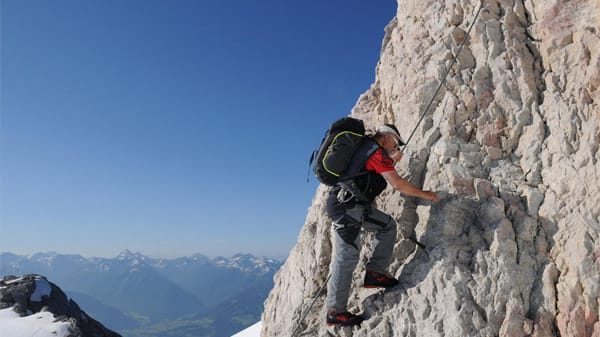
[
  {"left": 0, "top": 274, "right": 122, "bottom": 337},
  {"left": 262, "top": 0, "right": 599, "bottom": 336}
]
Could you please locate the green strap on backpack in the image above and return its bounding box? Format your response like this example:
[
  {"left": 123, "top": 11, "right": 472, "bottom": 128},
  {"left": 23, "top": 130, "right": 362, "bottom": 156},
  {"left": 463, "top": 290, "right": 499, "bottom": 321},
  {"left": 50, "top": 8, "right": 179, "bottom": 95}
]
[{"left": 309, "top": 117, "right": 366, "bottom": 186}]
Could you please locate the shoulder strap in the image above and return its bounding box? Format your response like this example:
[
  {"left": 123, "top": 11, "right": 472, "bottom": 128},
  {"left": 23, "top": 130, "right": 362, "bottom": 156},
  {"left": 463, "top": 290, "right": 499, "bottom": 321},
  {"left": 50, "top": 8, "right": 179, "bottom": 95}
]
[{"left": 339, "top": 137, "right": 380, "bottom": 181}]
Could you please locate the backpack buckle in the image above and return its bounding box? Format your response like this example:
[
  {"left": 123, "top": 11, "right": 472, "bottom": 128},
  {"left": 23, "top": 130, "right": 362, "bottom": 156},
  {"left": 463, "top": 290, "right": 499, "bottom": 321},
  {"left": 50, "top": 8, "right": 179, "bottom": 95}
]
[
  {"left": 336, "top": 180, "right": 369, "bottom": 203},
  {"left": 336, "top": 187, "right": 355, "bottom": 203}
]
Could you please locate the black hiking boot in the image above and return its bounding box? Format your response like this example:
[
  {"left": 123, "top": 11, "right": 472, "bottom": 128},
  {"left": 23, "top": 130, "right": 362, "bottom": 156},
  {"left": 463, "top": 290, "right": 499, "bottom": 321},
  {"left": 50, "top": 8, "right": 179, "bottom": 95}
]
[
  {"left": 363, "top": 270, "right": 399, "bottom": 288},
  {"left": 326, "top": 310, "right": 364, "bottom": 326}
]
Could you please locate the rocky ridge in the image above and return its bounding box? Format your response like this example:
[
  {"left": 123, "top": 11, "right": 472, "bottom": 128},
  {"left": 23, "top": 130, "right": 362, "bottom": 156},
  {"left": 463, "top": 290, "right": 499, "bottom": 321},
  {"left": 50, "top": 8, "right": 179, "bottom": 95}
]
[
  {"left": 0, "top": 274, "right": 121, "bottom": 337},
  {"left": 262, "top": 0, "right": 599, "bottom": 336}
]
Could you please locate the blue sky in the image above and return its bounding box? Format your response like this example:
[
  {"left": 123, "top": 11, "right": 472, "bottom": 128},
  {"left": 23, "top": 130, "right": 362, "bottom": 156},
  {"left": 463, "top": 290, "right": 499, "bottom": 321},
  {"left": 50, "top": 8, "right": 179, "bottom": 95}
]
[{"left": 1, "top": 0, "right": 397, "bottom": 259}]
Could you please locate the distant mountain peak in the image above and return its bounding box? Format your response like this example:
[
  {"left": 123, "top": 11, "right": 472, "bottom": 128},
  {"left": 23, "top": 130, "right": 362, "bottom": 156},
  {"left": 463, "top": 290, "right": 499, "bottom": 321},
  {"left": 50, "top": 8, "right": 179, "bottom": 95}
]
[
  {"left": 1, "top": 251, "right": 282, "bottom": 274},
  {"left": 116, "top": 250, "right": 146, "bottom": 261},
  {"left": 190, "top": 253, "right": 209, "bottom": 260},
  {"left": 232, "top": 253, "right": 255, "bottom": 259},
  {"left": 27, "top": 251, "right": 59, "bottom": 263},
  {"left": 0, "top": 251, "right": 283, "bottom": 336}
]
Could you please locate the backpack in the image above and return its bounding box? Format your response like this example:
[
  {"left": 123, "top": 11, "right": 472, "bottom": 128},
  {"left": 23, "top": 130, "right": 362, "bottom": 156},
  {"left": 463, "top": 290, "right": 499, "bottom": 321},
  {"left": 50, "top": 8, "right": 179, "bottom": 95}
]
[{"left": 310, "top": 117, "right": 367, "bottom": 186}]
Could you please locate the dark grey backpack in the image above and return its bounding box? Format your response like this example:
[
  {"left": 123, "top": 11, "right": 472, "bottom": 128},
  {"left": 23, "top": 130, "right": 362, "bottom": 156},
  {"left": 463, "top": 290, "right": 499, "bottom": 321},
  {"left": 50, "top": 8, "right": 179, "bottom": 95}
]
[{"left": 310, "top": 117, "right": 366, "bottom": 186}]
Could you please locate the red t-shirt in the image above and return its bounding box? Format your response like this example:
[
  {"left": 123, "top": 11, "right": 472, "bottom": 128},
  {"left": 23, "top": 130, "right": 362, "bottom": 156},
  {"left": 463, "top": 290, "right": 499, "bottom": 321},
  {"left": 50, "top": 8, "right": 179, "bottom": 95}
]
[{"left": 365, "top": 148, "right": 395, "bottom": 173}]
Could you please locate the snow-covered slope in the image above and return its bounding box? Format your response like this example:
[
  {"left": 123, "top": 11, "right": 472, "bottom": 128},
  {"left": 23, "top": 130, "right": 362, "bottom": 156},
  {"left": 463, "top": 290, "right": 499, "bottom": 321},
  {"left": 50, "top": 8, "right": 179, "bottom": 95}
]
[
  {"left": 0, "top": 275, "right": 72, "bottom": 337},
  {"left": 0, "top": 275, "right": 121, "bottom": 337},
  {"left": 230, "top": 321, "right": 262, "bottom": 337},
  {"left": 0, "top": 307, "right": 72, "bottom": 337}
]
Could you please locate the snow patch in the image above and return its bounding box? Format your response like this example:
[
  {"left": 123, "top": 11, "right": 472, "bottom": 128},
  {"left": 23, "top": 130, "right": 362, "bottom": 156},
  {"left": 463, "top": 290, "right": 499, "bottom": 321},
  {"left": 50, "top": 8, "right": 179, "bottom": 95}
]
[
  {"left": 4, "top": 277, "right": 24, "bottom": 285},
  {"left": 230, "top": 321, "right": 261, "bottom": 337},
  {"left": 0, "top": 307, "right": 72, "bottom": 337}
]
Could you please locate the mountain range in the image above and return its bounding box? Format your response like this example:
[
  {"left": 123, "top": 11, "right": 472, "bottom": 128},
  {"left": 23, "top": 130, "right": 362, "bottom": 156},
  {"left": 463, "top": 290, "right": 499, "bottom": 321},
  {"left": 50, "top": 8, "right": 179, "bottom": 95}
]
[{"left": 0, "top": 250, "right": 282, "bottom": 337}]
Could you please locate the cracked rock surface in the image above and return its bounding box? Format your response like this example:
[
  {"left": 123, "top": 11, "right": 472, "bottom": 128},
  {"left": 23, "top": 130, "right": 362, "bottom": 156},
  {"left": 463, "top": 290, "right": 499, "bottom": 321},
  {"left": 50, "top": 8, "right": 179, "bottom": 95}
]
[{"left": 262, "top": 0, "right": 599, "bottom": 336}]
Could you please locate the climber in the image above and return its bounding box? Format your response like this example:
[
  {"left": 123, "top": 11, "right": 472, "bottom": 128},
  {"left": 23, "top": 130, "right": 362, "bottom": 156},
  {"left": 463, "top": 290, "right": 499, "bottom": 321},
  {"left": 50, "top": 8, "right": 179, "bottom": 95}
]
[{"left": 325, "top": 124, "right": 440, "bottom": 326}]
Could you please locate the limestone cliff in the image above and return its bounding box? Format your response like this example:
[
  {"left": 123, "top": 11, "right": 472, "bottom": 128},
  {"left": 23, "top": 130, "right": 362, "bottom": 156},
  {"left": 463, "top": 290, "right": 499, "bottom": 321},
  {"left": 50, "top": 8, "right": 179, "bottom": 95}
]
[{"left": 262, "top": 0, "right": 599, "bottom": 336}]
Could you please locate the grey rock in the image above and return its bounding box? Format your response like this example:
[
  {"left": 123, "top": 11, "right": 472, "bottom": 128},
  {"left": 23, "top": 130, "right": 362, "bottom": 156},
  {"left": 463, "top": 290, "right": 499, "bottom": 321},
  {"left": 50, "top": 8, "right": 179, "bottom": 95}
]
[
  {"left": 0, "top": 274, "right": 121, "bottom": 337},
  {"left": 262, "top": 1, "right": 600, "bottom": 336}
]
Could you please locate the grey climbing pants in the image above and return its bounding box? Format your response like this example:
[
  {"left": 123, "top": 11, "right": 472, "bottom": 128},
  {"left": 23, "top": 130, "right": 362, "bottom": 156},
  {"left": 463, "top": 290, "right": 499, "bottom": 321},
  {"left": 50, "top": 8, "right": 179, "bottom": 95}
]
[{"left": 325, "top": 201, "right": 397, "bottom": 312}]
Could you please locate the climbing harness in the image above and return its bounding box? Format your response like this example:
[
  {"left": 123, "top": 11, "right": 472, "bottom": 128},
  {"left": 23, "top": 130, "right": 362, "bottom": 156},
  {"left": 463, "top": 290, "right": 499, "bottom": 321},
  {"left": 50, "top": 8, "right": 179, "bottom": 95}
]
[{"left": 292, "top": 2, "right": 485, "bottom": 336}]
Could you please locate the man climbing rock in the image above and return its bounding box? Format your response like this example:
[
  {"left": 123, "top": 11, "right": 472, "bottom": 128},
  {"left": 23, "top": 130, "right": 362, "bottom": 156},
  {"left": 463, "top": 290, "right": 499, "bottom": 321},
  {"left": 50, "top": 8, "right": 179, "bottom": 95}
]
[{"left": 325, "top": 124, "right": 440, "bottom": 326}]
